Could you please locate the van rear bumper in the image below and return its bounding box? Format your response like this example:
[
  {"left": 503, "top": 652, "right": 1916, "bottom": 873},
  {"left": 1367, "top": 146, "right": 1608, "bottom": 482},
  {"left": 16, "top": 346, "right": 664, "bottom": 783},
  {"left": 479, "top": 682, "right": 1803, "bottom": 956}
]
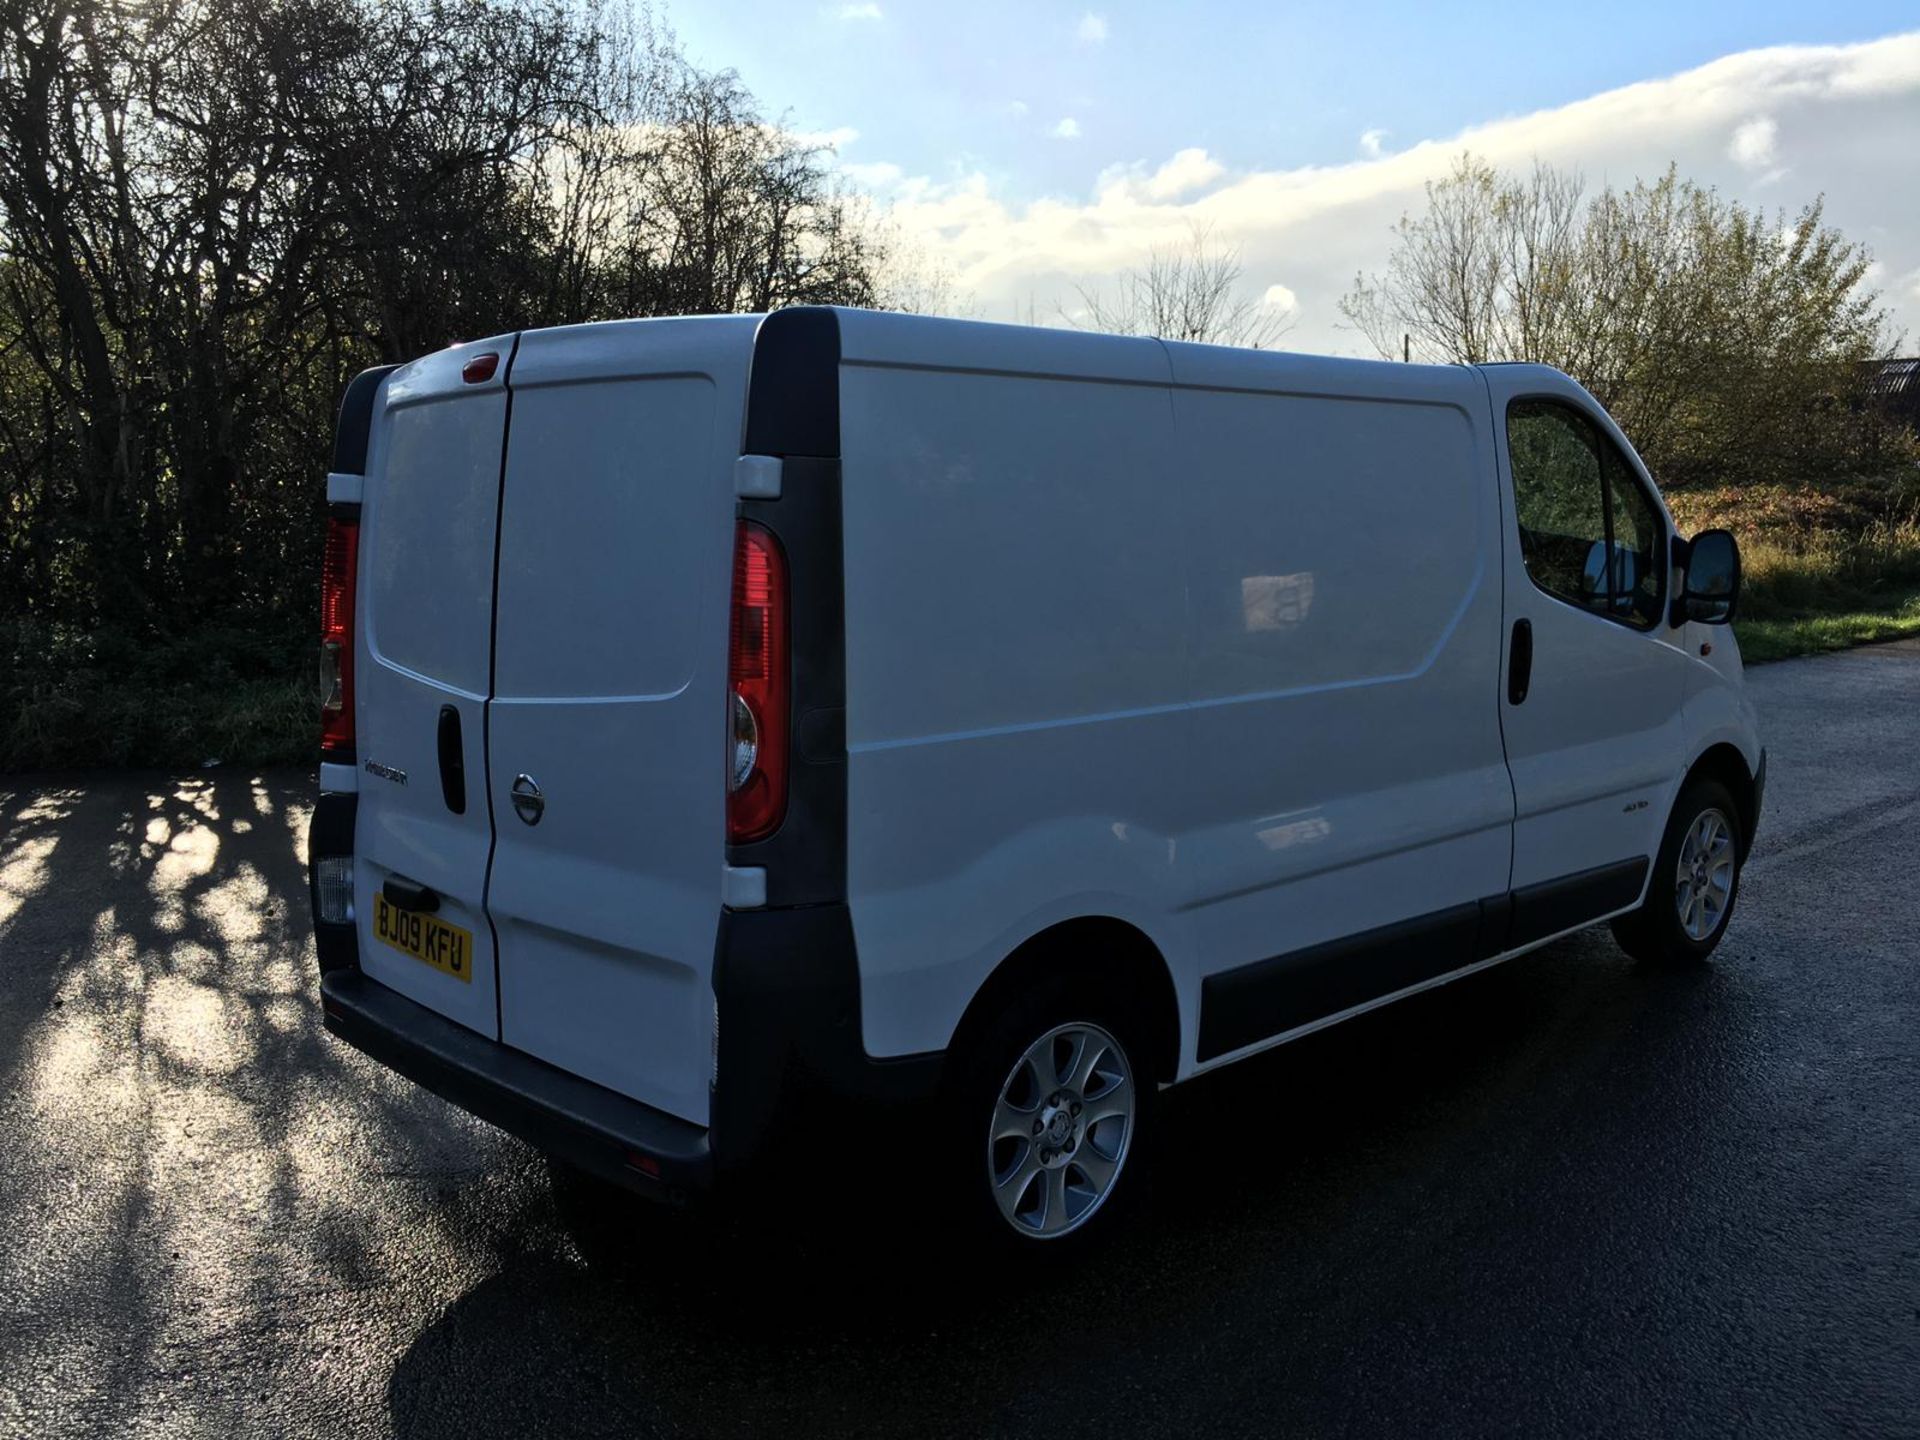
[{"left": 320, "top": 970, "right": 712, "bottom": 1202}]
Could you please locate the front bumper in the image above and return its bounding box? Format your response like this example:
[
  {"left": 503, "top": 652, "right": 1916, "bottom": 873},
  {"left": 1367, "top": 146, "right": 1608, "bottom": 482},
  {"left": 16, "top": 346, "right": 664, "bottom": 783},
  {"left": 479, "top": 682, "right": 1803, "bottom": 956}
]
[{"left": 320, "top": 970, "right": 713, "bottom": 1202}]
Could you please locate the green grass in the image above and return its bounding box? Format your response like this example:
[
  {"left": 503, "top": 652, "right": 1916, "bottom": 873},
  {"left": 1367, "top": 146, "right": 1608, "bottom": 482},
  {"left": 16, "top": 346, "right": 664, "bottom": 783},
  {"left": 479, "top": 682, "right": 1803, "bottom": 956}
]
[
  {"left": 1735, "top": 589, "right": 1920, "bottom": 664},
  {"left": 1669, "top": 472, "right": 1920, "bottom": 664},
  {"left": 1, "top": 622, "right": 313, "bottom": 772}
]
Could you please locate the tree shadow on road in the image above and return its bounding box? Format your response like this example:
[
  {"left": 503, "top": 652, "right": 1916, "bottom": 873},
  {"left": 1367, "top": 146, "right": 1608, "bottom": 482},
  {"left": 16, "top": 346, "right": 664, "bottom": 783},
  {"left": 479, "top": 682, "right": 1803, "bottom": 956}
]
[{"left": 0, "top": 771, "right": 541, "bottom": 1436}]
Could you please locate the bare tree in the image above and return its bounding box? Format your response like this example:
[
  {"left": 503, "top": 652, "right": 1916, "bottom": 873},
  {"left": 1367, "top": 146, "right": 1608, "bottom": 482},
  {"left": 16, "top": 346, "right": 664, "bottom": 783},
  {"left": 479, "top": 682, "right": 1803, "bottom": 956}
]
[
  {"left": 0, "top": 0, "right": 898, "bottom": 649},
  {"left": 1069, "top": 224, "right": 1294, "bottom": 349}
]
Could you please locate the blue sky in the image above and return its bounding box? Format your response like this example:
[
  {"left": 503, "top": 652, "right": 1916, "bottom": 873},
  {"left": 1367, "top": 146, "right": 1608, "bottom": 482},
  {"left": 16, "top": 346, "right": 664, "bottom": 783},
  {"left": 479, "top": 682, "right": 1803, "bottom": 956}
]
[
  {"left": 669, "top": 3, "right": 1920, "bottom": 351},
  {"left": 675, "top": 2, "right": 1917, "bottom": 192}
]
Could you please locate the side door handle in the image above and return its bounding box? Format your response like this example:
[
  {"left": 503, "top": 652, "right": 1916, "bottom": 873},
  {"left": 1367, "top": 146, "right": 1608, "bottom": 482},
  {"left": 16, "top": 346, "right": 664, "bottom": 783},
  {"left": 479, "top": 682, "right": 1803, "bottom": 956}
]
[
  {"left": 436, "top": 705, "right": 467, "bottom": 815},
  {"left": 1508, "top": 619, "right": 1534, "bottom": 706}
]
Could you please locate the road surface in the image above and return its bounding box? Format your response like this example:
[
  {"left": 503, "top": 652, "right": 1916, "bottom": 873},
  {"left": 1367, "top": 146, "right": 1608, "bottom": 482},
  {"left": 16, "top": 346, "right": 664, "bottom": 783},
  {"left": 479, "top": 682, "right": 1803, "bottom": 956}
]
[{"left": 1, "top": 642, "right": 1916, "bottom": 1437}]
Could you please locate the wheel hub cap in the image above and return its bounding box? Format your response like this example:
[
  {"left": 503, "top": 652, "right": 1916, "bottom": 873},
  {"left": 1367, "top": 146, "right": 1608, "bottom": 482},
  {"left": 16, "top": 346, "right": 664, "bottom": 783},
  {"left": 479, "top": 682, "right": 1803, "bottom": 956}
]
[
  {"left": 1675, "top": 805, "right": 1736, "bottom": 943},
  {"left": 1042, "top": 1104, "right": 1074, "bottom": 1151},
  {"left": 987, "top": 1022, "right": 1134, "bottom": 1239}
]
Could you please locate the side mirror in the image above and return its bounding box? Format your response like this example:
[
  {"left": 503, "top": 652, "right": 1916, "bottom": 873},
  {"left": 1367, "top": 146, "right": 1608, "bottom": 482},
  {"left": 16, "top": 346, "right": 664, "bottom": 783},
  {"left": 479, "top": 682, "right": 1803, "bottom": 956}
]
[
  {"left": 1675, "top": 528, "right": 1740, "bottom": 626},
  {"left": 1583, "top": 539, "right": 1639, "bottom": 615}
]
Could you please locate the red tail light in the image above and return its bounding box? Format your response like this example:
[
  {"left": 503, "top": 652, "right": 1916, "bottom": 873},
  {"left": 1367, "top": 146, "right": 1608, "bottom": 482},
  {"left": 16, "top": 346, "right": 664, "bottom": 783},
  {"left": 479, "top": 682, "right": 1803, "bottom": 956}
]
[
  {"left": 728, "top": 521, "right": 789, "bottom": 843},
  {"left": 319, "top": 514, "right": 359, "bottom": 759}
]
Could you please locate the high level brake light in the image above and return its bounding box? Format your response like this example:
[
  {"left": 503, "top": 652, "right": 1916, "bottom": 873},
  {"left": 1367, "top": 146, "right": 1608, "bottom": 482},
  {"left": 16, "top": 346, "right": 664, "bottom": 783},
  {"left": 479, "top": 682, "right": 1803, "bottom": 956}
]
[
  {"left": 319, "top": 513, "right": 359, "bottom": 761},
  {"left": 727, "top": 521, "right": 789, "bottom": 843}
]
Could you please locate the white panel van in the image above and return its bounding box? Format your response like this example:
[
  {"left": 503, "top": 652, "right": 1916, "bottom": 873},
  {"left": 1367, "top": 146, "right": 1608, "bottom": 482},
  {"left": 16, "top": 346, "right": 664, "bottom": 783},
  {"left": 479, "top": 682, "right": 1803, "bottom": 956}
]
[{"left": 309, "top": 308, "right": 1764, "bottom": 1252}]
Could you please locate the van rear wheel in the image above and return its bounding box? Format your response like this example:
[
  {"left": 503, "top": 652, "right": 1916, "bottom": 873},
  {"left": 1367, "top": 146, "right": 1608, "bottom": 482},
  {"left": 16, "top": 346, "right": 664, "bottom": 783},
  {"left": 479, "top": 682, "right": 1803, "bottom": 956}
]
[
  {"left": 949, "top": 981, "right": 1152, "bottom": 1257},
  {"left": 1612, "top": 778, "right": 1744, "bottom": 965}
]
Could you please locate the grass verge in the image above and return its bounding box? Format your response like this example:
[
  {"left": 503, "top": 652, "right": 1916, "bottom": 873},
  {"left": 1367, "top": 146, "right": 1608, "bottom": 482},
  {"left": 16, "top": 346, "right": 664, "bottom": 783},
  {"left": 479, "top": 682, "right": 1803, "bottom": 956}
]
[
  {"left": 1734, "top": 590, "right": 1920, "bottom": 664},
  {"left": 1669, "top": 472, "right": 1920, "bottom": 664}
]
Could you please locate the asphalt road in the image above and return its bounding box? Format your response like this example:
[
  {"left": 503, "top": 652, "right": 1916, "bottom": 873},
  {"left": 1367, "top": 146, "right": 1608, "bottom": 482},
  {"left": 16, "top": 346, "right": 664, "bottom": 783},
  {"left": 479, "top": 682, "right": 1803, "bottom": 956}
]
[{"left": 2, "top": 642, "right": 1917, "bottom": 1439}]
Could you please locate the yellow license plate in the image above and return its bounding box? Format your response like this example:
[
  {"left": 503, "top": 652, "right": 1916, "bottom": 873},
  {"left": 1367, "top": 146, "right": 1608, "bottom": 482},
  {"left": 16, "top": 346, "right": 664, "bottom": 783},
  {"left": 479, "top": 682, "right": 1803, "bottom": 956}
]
[{"left": 372, "top": 893, "right": 474, "bottom": 984}]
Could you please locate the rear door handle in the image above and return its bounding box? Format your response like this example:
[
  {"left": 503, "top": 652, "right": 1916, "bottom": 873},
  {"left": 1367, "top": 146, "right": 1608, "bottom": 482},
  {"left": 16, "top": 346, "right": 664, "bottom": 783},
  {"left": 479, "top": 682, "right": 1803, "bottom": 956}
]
[
  {"left": 436, "top": 705, "right": 467, "bottom": 815},
  {"left": 1508, "top": 619, "right": 1534, "bottom": 706}
]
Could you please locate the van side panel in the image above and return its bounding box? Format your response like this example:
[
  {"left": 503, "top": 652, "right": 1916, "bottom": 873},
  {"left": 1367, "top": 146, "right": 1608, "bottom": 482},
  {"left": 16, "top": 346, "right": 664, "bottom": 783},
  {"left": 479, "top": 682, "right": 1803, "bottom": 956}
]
[
  {"left": 837, "top": 327, "right": 1193, "bottom": 1062},
  {"left": 1161, "top": 350, "right": 1515, "bottom": 1067}
]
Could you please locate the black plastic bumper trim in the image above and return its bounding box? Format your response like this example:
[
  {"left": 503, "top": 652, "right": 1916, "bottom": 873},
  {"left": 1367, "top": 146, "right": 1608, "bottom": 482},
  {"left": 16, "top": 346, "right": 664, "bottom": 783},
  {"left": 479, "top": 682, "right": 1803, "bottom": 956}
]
[
  {"left": 321, "top": 971, "right": 712, "bottom": 1201},
  {"left": 712, "top": 903, "right": 942, "bottom": 1171}
]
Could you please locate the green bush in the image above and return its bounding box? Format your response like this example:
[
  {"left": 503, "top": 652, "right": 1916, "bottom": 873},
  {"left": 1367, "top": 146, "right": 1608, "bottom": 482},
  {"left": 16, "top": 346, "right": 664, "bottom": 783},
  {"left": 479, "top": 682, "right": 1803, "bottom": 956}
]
[{"left": 0, "top": 621, "right": 313, "bottom": 771}]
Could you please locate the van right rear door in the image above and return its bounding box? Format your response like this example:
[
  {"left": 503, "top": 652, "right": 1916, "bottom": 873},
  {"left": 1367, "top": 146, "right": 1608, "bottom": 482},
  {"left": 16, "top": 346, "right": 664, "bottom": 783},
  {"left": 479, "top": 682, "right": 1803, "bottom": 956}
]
[{"left": 351, "top": 337, "right": 516, "bottom": 1040}]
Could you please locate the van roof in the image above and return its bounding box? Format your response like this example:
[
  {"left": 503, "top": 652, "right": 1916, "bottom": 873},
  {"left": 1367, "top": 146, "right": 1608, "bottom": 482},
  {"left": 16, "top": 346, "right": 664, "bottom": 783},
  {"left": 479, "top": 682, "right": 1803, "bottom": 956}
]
[{"left": 504, "top": 307, "right": 1567, "bottom": 397}]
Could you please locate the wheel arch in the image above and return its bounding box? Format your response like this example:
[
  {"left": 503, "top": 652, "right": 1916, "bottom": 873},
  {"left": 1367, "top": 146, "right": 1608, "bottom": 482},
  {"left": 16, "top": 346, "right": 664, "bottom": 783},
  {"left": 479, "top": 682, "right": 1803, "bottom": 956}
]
[
  {"left": 1681, "top": 742, "right": 1759, "bottom": 858},
  {"left": 947, "top": 916, "right": 1182, "bottom": 1086}
]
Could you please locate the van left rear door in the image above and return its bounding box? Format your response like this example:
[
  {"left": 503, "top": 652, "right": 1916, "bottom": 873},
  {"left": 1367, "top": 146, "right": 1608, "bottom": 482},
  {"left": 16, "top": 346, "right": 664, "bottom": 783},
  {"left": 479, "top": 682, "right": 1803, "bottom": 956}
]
[{"left": 352, "top": 338, "right": 514, "bottom": 1039}]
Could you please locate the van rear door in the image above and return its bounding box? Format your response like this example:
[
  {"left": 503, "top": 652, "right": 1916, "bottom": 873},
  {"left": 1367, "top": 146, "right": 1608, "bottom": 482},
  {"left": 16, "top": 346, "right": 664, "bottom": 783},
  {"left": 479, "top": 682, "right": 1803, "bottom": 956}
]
[
  {"left": 352, "top": 337, "right": 515, "bottom": 1040},
  {"left": 484, "top": 317, "right": 758, "bottom": 1128}
]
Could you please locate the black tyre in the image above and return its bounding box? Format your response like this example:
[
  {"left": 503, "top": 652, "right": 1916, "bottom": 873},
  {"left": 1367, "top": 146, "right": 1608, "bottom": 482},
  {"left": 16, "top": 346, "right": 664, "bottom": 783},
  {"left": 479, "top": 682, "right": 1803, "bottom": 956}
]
[
  {"left": 1612, "top": 778, "right": 1744, "bottom": 965},
  {"left": 945, "top": 972, "right": 1155, "bottom": 1259}
]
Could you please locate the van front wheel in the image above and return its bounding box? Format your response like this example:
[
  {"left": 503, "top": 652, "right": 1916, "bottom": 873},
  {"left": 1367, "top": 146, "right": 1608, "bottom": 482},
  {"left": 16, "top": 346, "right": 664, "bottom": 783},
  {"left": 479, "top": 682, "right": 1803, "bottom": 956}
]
[{"left": 1612, "top": 778, "right": 1744, "bottom": 964}]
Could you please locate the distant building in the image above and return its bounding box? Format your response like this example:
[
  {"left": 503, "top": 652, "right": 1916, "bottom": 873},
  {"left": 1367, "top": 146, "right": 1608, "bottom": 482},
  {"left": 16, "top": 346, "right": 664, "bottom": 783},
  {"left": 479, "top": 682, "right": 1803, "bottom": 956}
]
[{"left": 1863, "top": 357, "right": 1920, "bottom": 433}]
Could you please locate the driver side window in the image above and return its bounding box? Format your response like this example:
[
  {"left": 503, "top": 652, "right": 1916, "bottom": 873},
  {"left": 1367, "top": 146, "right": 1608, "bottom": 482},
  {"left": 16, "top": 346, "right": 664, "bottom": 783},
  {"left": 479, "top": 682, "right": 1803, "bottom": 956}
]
[{"left": 1507, "top": 399, "right": 1664, "bottom": 629}]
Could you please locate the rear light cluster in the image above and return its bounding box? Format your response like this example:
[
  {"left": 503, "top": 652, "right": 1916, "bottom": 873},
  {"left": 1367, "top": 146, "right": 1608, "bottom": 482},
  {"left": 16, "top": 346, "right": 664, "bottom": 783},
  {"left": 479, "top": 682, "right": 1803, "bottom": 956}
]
[
  {"left": 727, "top": 521, "right": 789, "bottom": 843},
  {"left": 319, "top": 512, "right": 360, "bottom": 759},
  {"left": 314, "top": 855, "right": 355, "bottom": 924}
]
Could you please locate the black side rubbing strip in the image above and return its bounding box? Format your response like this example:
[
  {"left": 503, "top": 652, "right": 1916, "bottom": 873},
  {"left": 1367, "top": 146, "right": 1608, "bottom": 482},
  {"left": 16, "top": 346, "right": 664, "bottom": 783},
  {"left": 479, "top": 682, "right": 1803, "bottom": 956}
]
[
  {"left": 1197, "top": 902, "right": 1482, "bottom": 1062},
  {"left": 1475, "top": 892, "right": 1514, "bottom": 959},
  {"left": 330, "top": 365, "right": 398, "bottom": 476},
  {"left": 1506, "top": 857, "right": 1649, "bottom": 950},
  {"left": 731, "top": 308, "right": 846, "bottom": 908},
  {"left": 1196, "top": 862, "right": 1650, "bottom": 1063}
]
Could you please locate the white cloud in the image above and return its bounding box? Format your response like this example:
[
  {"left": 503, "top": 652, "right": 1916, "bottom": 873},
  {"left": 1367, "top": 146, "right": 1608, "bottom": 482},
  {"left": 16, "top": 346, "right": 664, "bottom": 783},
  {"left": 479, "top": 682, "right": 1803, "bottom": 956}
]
[
  {"left": 1097, "top": 148, "right": 1226, "bottom": 201},
  {"left": 1145, "top": 147, "right": 1224, "bottom": 199},
  {"left": 861, "top": 33, "right": 1920, "bottom": 352},
  {"left": 835, "top": 2, "right": 883, "bottom": 20},
  {"left": 1359, "top": 128, "right": 1389, "bottom": 159},
  {"left": 1262, "top": 283, "right": 1299, "bottom": 312},
  {"left": 1729, "top": 115, "right": 1779, "bottom": 169},
  {"left": 1008, "top": 99, "right": 1030, "bottom": 117},
  {"left": 842, "top": 160, "right": 904, "bottom": 189},
  {"left": 1076, "top": 12, "right": 1108, "bottom": 44},
  {"left": 1052, "top": 117, "right": 1082, "bottom": 141},
  {"left": 792, "top": 125, "right": 860, "bottom": 151}
]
